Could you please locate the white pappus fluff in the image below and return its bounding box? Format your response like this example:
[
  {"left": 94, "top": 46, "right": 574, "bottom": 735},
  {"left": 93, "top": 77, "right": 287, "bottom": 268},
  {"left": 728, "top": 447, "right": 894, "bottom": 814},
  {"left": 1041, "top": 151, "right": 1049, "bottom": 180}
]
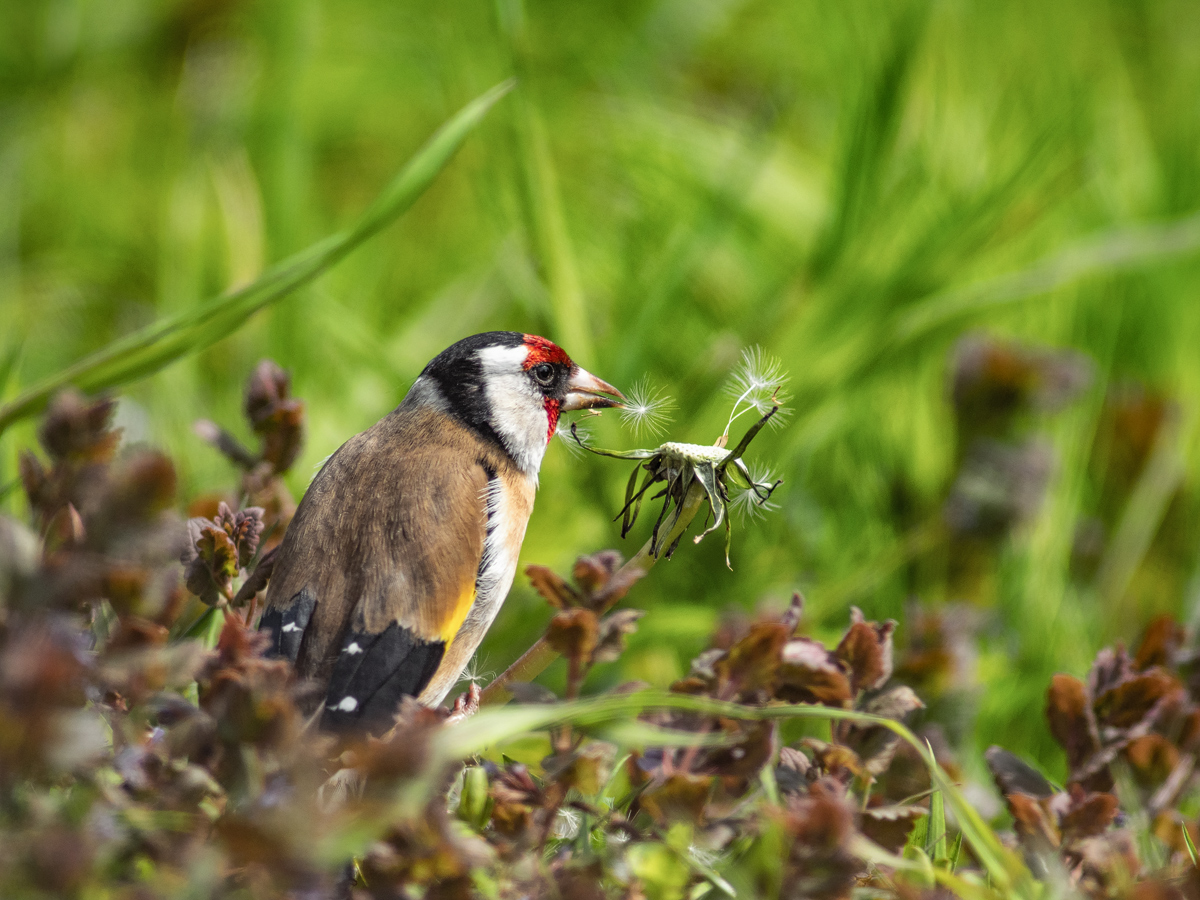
[
  {"left": 730, "top": 462, "right": 782, "bottom": 521},
  {"left": 723, "top": 346, "right": 790, "bottom": 437},
  {"left": 618, "top": 377, "right": 675, "bottom": 438}
]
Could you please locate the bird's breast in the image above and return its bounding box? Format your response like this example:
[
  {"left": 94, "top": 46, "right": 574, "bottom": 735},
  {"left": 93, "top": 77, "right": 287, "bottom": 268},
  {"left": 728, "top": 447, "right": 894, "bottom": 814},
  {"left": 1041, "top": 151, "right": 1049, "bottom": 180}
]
[{"left": 417, "top": 469, "right": 536, "bottom": 705}]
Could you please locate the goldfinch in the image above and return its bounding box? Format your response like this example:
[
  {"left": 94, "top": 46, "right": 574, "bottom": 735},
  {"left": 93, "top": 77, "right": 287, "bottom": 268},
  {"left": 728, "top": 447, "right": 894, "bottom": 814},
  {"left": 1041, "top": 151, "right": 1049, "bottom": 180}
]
[{"left": 260, "top": 332, "right": 623, "bottom": 734}]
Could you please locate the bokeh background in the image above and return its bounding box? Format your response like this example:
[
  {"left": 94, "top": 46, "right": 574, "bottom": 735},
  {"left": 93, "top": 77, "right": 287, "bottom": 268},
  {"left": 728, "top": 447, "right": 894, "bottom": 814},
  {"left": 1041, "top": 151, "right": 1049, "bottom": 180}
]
[{"left": 4, "top": 0, "right": 1200, "bottom": 782}]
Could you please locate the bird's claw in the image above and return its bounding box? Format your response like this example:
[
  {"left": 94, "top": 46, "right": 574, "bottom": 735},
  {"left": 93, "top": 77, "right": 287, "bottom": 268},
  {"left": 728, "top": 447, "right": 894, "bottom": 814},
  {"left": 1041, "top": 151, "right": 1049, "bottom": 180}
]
[{"left": 447, "top": 683, "right": 481, "bottom": 723}]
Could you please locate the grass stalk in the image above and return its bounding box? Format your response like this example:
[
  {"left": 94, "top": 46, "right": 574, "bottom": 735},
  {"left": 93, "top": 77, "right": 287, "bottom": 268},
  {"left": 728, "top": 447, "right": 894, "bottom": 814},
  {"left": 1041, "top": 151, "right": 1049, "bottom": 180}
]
[{"left": 494, "top": 0, "right": 593, "bottom": 365}]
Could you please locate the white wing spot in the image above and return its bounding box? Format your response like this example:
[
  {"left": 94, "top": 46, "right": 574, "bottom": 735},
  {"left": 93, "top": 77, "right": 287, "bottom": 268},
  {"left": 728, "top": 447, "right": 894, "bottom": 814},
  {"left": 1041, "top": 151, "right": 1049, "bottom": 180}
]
[
  {"left": 343, "top": 642, "right": 363, "bottom": 655},
  {"left": 329, "top": 696, "right": 358, "bottom": 712},
  {"left": 281, "top": 623, "right": 301, "bottom": 633}
]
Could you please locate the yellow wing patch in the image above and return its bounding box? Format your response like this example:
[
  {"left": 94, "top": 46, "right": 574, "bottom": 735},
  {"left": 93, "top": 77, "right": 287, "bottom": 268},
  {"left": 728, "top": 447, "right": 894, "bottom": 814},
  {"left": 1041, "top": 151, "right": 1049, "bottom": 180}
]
[{"left": 438, "top": 586, "right": 477, "bottom": 647}]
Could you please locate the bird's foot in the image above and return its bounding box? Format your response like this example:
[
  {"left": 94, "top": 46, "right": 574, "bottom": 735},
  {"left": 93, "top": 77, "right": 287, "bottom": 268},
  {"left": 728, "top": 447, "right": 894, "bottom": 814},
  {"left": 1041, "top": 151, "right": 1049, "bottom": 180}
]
[{"left": 447, "top": 683, "right": 481, "bottom": 723}]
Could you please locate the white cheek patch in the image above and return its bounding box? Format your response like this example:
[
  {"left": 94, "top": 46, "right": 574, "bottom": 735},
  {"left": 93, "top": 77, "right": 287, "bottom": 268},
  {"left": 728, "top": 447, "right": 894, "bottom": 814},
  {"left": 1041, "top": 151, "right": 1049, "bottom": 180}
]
[
  {"left": 477, "top": 344, "right": 529, "bottom": 373},
  {"left": 476, "top": 344, "right": 550, "bottom": 476}
]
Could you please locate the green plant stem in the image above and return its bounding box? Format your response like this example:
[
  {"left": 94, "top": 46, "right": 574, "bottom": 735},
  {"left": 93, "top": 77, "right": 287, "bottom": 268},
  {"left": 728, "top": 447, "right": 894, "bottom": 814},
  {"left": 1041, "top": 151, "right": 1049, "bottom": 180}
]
[
  {"left": 479, "top": 479, "right": 707, "bottom": 706},
  {"left": 1096, "top": 406, "right": 1190, "bottom": 614}
]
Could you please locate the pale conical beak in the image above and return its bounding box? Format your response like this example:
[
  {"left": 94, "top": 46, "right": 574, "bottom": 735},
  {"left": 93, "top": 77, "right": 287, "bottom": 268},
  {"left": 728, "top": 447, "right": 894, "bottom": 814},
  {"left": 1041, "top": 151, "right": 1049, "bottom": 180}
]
[{"left": 562, "top": 367, "right": 626, "bottom": 411}]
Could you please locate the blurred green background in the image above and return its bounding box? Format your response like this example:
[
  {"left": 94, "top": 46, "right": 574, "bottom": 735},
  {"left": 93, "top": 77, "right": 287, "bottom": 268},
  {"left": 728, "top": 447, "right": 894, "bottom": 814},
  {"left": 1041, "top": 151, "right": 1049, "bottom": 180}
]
[{"left": 4, "top": 0, "right": 1200, "bottom": 781}]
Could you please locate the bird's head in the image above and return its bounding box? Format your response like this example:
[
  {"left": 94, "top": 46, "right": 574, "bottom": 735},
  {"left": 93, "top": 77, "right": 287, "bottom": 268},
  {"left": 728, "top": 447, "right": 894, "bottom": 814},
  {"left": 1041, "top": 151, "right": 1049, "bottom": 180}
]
[{"left": 410, "top": 332, "right": 624, "bottom": 476}]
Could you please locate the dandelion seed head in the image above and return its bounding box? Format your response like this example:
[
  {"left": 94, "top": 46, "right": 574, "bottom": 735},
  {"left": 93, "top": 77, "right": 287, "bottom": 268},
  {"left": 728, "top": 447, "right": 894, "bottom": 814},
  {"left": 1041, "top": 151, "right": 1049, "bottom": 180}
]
[{"left": 619, "top": 377, "right": 675, "bottom": 438}]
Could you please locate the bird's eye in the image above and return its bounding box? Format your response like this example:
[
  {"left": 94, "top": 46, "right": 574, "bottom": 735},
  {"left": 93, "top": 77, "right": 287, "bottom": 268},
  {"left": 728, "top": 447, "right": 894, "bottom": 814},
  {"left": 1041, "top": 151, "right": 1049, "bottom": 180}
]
[{"left": 532, "top": 363, "right": 556, "bottom": 386}]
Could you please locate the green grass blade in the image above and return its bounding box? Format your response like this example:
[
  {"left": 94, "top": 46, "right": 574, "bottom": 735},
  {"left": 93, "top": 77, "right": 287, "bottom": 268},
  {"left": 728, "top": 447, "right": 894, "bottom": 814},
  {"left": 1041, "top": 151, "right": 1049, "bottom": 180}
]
[
  {"left": 184, "top": 607, "right": 227, "bottom": 650},
  {"left": 949, "top": 830, "right": 964, "bottom": 873},
  {"left": 928, "top": 782, "right": 948, "bottom": 866},
  {"left": 780, "top": 208, "right": 1200, "bottom": 464},
  {"left": 889, "top": 210, "right": 1200, "bottom": 353},
  {"left": 495, "top": 0, "right": 592, "bottom": 365},
  {"left": 852, "top": 836, "right": 996, "bottom": 900},
  {"left": 811, "top": 5, "right": 926, "bottom": 278},
  {"left": 0, "top": 338, "right": 22, "bottom": 508},
  {"left": 1183, "top": 823, "right": 1198, "bottom": 867},
  {"left": 906, "top": 812, "right": 929, "bottom": 858},
  {"left": 0, "top": 340, "right": 20, "bottom": 396},
  {"left": 511, "top": 90, "right": 593, "bottom": 366},
  {"left": 0, "top": 80, "right": 514, "bottom": 437}
]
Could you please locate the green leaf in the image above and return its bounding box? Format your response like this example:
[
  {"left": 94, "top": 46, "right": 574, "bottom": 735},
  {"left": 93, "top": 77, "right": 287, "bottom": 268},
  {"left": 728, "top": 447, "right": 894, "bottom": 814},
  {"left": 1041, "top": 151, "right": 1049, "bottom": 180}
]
[
  {"left": 184, "top": 606, "right": 226, "bottom": 650},
  {"left": 626, "top": 841, "right": 691, "bottom": 900},
  {"left": 948, "top": 830, "right": 964, "bottom": 873},
  {"left": 758, "top": 765, "right": 781, "bottom": 807},
  {"left": 906, "top": 812, "right": 929, "bottom": 859},
  {"left": 456, "top": 766, "right": 492, "bottom": 831},
  {"left": 0, "top": 80, "right": 513, "bottom": 437},
  {"left": 586, "top": 719, "right": 735, "bottom": 749},
  {"left": 690, "top": 463, "right": 726, "bottom": 543}
]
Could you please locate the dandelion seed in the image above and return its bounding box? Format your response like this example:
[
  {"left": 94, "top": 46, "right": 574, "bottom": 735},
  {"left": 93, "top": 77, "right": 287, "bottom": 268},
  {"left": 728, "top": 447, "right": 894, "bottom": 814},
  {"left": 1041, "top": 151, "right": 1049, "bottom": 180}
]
[
  {"left": 725, "top": 346, "right": 788, "bottom": 400},
  {"left": 731, "top": 486, "right": 780, "bottom": 520},
  {"left": 552, "top": 806, "right": 581, "bottom": 839},
  {"left": 555, "top": 420, "right": 590, "bottom": 457},
  {"left": 730, "top": 462, "right": 782, "bottom": 521},
  {"left": 689, "top": 844, "right": 720, "bottom": 869},
  {"left": 460, "top": 656, "right": 496, "bottom": 688},
  {"left": 619, "top": 377, "right": 675, "bottom": 438},
  {"left": 723, "top": 347, "right": 790, "bottom": 437},
  {"left": 762, "top": 401, "right": 792, "bottom": 431}
]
